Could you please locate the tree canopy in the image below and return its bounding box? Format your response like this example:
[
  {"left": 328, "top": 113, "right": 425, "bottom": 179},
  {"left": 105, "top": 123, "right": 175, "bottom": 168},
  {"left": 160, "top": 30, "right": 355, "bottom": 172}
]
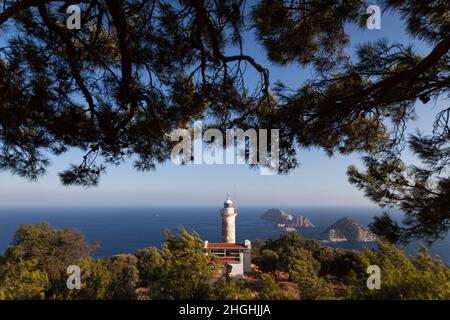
[
  {"left": 347, "top": 241, "right": 450, "bottom": 299},
  {"left": 146, "top": 227, "right": 219, "bottom": 299},
  {"left": 3, "top": 222, "right": 96, "bottom": 297},
  {"left": 0, "top": 0, "right": 449, "bottom": 242}
]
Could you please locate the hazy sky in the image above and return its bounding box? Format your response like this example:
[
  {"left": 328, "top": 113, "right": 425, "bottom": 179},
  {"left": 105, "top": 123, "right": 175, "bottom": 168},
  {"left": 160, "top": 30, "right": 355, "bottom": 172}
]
[{"left": 0, "top": 9, "right": 440, "bottom": 207}]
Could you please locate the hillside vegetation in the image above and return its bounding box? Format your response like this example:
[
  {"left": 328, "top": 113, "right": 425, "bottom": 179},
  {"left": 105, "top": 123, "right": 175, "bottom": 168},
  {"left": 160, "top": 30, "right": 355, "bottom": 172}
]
[{"left": 0, "top": 223, "right": 449, "bottom": 300}]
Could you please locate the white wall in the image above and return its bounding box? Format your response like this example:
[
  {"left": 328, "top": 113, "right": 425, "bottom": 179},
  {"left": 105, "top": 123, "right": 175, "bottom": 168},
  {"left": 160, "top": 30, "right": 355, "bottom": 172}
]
[{"left": 229, "top": 262, "right": 244, "bottom": 280}]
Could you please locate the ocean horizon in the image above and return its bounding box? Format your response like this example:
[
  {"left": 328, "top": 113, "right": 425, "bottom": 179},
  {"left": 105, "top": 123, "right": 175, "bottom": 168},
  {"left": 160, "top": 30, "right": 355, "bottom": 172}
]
[{"left": 0, "top": 206, "right": 449, "bottom": 264}]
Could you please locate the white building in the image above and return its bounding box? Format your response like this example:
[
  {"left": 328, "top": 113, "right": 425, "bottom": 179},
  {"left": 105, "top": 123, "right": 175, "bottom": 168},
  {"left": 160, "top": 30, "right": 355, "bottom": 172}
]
[{"left": 204, "top": 197, "right": 252, "bottom": 280}]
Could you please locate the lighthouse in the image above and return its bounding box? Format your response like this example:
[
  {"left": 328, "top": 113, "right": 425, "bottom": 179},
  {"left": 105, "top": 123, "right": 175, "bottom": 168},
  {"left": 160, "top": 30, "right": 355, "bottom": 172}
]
[
  {"left": 203, "top": 197, "right": 252, "bottom": 280},
  {"left": 220, "top": 196, "right": 237, "bottom": 243}
]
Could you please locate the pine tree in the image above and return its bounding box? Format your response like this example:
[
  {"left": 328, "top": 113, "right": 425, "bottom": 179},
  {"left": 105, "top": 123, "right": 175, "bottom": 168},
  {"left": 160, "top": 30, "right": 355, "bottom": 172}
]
[
  {"left": 0, "top": 259, "right": 49, "bottom": 300},
  {"left": 347, "top": 242, "right": 450, "bottom": 299},
  {"left": 147, "top": 227, "right": 218, "bottom": 300}
]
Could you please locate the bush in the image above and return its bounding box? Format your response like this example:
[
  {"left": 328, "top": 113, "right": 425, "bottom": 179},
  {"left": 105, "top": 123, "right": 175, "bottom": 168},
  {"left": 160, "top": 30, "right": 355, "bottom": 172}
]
[
  {"left": 253, "top": 233, "right": 321, "bottom": 279},
  {"left": 3, "top": 223, "right": 95, "bottom": 298},
  {"left": 253, "top": 249, "right": 280, "bottom": 279},
  {"left": 214, "top": 279, "right": 252, "bottom": 300},
  {"left": 65, "top": 258, "right": 110, "bottom": 300},
  {"left": 289, "top": 250, "right": 334, "bottom": 300},
  {"left": 258, "top": 274, "right": 294, "bottom": 300},
  {"left": 147, "top": 227, "right": 218, "bottom": 299},
  {"left": 347, "top": 242, "right": 450, "bottom": 300},
  {"left": 0, "top": 259, "right": 49, "bottom": 300},
  {"left": 135, "top": 247, "right": 162, "bottom": 287},
  {"left": 314, "top": 247, "right": 364, "bottom": 283},
  {"left": 106, "top": 254, "right": 139, "bottom": 299}
]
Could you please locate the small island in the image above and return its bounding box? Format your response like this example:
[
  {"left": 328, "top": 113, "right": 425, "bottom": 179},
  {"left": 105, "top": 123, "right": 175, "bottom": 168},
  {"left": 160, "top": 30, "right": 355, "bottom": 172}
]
[
  {"left": 261, "top": 208, "right": 315, "bottom": 232},
  {"left": 318, "top": 217, "right": 377, "bottom": 243}
]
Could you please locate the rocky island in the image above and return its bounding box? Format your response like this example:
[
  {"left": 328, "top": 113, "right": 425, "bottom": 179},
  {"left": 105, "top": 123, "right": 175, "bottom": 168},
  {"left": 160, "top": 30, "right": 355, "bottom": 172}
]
[
  {"left": 318, "top": 217, "right": 376, "bottom": 243},
  {"left": 261, "top": 208, "right": 315, "bottom": 232}
]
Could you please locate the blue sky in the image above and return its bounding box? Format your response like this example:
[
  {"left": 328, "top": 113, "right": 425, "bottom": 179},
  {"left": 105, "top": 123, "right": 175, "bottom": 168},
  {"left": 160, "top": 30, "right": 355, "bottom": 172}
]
[{"left": 0, "top": 7, "right": 441, "bottom": 207}]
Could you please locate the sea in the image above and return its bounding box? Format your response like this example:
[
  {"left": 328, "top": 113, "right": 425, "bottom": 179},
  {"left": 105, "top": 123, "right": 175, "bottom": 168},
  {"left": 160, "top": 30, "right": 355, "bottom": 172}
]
[{"left": 0, "top": 206, "right": 448, "bottom": 264}]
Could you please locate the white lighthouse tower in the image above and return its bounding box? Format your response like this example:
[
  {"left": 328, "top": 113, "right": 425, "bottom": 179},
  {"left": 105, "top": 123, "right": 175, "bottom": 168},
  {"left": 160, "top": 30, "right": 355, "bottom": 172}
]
[
  {"left": 220, "top": 196, "right": 237, "bottom": 243},
  {"left": 203, "top": 197, "right": 252, "bottom": 279}
]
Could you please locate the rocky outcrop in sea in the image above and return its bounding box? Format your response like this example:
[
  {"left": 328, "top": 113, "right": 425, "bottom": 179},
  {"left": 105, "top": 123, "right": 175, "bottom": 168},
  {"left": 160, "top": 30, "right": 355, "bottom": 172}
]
[
  {"left": 261, "top": 208, "right": 315, "bottom": 231},
  {"left": 318, "top": 217, "right": 376, "bottom": 242}
]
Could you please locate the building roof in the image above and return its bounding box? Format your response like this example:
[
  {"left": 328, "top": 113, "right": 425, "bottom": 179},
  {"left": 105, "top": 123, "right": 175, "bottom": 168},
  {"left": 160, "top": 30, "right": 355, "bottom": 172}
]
[{"left": 207, "top": 242, "right": 247, "bottom": 249}]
